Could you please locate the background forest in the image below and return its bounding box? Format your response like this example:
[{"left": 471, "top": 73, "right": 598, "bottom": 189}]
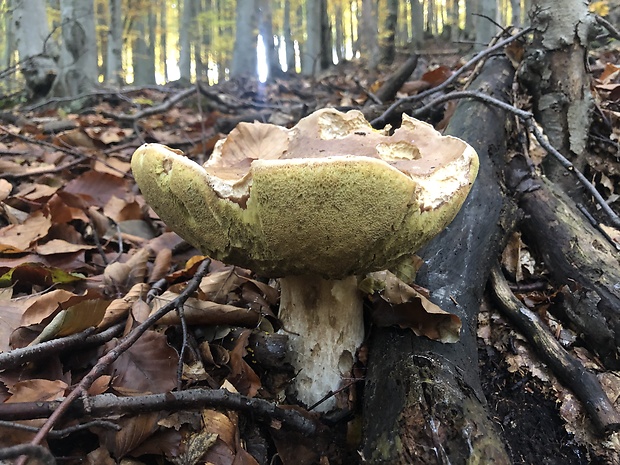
[
  {"left": 1, "top": 0, "right": 536, "bottom": 97},
  {"left": 1, "top": 1, "right": 620, "bottom": 465}
]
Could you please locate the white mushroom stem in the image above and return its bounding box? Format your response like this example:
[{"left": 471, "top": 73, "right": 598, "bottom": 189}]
[{"left": 278, "top": 275, "right": 364, "bottom": 412}]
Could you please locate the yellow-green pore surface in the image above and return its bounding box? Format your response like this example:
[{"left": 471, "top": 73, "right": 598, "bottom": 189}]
[{"left": 131, "top": 109, "right": 478, "bottom": 279}]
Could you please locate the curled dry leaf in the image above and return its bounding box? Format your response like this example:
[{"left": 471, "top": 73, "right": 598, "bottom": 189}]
[
  {"left": 98, "top": 282, "right": 150, "bottom": 328},
  {"left": 30, "top": 298, "right": 110, "bottom": 344},
  {"left": 362, "top": 270, "right": 462, "bottom": 343},
  {"left": 148, "top": 247, "right": 172, "bottom": 283},
  {"left": 227, "top": 329, "right": 261, "bottom": 397},
  {"left": 97, "top": 412, "right": 161, "bottom": 460},
  {"left": 152, "top": 293, "right": 261, "bottom": 327}
]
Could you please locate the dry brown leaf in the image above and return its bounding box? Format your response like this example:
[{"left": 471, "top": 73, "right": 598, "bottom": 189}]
[
  {"left": 7, "top": 379, "right": 67, "bottom": 402},
  {"left": 149, "top": 247, "right": 172, "bottom": 283},
  {"left": 31, "top": 299, "right": 110, "bottom": 344},
  {"left": 35, "top": 239, "right": 96, "bottom": 255},
  {"left": 364, "top": 270, "right": 462, "bottom": 343},
  {"left": 108, "top": 330, "right": 178, "bottom": 394},
  {"left": 20, "top": 289, "right": 78, "bottom": 326},
  {"left": 0, "top": 210, "right": 52, "bottom": 253},
  {"left": 64, "top": 170, "right": 129, "bottom": 207},
  {"left": 0, "top": 300, "right": 27, "bottom": 352},
  {"left": 98, "top": 283, "right": 149, "bottom": 328},
  {"left": 98, "top": 412, "right": 160, "bottom": 459},
  {"left": 153, "top": 294, "right": 261, "bottom": 327},
  {"left": 103, "top": 195, "right": 143, "bottom": 222},
  {"left": 227, "top": 329, "right": 261, "bottom": 397},
  {"left": 84, "top": 446, "right": 116, "bottom": 465}
]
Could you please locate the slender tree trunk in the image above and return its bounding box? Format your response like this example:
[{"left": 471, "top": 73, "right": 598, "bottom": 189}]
[
  {"left": 106, "top": 0, "right": 122, "bottom": 86},
  {"left": 13, "top": 0, "right": 59, "bottom": 99},
  {"left": 464, "top": 0, "right": 477, "bottom": 39},
  {"left": 160, "top": 0, "right": 168, "bottom": 82},
  {"left": 360, "top": 0, "right": 379, "bottom": 68},
  {"left": 475, "top": 0, "right": 498, "bottom": 50},
  {"left": 3, "top": 0, "right": 15, "bottom": 92},
  {"left": 518, "top": 0, "right": 596, "bottom": 199},
  {"left": 283, "top": 0, "right": 295, "bottom": 72},
  {"left": 52, "top": 0, "right": 98, "bottom": 97},
  {"left": 302, "top": 0, "right": 321, "bottom": 75},
  {"left": 231, "top": 0, "right": 257, "bottom": 77},
  {"left": 509, "top": 0, "right": 521, "bottom": 26},
  {"left": 257, "top": 0, "right": 279, "bottom": 79},
  {"left": 333, "top": 0, "right": 344, "bottom": 63},
  {"left": 319, "top": 0, "right": 331, "bottom": 70},
  {"left": 132, "top": 9, "right": 156, "bottom": 85},
  {"left": 179, "top": 0, "right": 194, "bottom": 81},
  {"left": 426, "top": 0, "right": 435, "bottom": 37},
  {"left": 410, "top": 0, "right": 424, "bottom": 48},
  {"left": 382, "top": 0, "right": 398, "bottom": 65}
]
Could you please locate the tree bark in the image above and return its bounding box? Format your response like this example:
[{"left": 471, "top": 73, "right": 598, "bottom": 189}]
[
  {"left": 179, "top": 0, "right": 194, "bottom": 81},
  {"left": 106, "top": 0, "right": 122, "bottom": 86},
  {"left": 231, "top": 0, "right": 257, "bottom": 78},
  {"left": 518, "top": 0, "right": 596, "bottom": 198},
  {"left": 360, "top": 0, "right": 379, "bottom": 69},
  {"left": 53, "top": 0, "right": 98, "bottom": 97},
  {"left": 12, "top": 0, "right": 59, "bottom": 99},
  {"left": 506, "top": 158, "right": 620, "bottom": 370},
  {"left": 363, "top": 56, "right": 515, "bottom": 465},
  {"left": 302, "top": 0, "right": 321, "bottom": 75}
]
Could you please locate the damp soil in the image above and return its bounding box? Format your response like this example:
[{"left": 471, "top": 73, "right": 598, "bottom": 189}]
[{"left": 478, "top": 343, "right": 605, "bottom": 465}]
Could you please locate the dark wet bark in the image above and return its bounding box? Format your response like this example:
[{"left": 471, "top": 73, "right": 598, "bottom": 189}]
[{"left": 362, "top": 56, "right": 516, "bottom": 464}]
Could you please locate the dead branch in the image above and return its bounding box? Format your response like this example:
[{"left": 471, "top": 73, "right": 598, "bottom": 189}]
[
  {"left": 0, "top": 389, "right": 317, "bottom": 436},
  {"left": 102, "top": 87, "right": 197, "bottom": 123},
  {"left": 371, "top": 27, "right": 532, "bottom": 127},
  {"left": 596, "top": 15, "right": 620, "bottom": 41},
  {"left": 0, "top": 323, "right": 123, "bottom": 371},
  {"left": 367, "top": 54, "right": 419, "bottom": 104},
  {"left": 489, "top": 264, "right": 620, "bottom": 435}
]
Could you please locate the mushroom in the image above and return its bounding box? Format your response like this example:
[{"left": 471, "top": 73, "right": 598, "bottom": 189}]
[{"left": 131, "top": 109, "right": 479, "bottom": 412}]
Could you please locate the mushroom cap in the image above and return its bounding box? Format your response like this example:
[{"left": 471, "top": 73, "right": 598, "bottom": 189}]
[{"left": 131, "top": 109, "right": 478, "bottom": 278}]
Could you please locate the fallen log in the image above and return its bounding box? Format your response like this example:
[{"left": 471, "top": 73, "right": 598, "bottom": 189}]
[
  {"left": 507, "top": 157, "right": 620, "bottom": 370},
  {"left": 362, "top": 56, "right": 515, "bottom": 464}
]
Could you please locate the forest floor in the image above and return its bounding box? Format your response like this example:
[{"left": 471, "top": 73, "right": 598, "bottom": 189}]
[{"left": 0, "top": 39, "right": 619, "bottom": 464}]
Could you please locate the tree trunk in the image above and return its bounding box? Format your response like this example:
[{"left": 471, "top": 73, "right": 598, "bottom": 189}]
[
  {"left": 334, "top": 1, "right": 344, "bottom": 63},
  {"left": 464, "top": 0, "right": 477, "bottom": 40},
  {"left": 363, "top": 55, "right": 515, "bottom": 465},
  {"left": 283, "top": 0, "right": 295, "bottom": 73},
  {"left": 132, "top": 10, "right": 156, "bottom": 85},
  {"left": 509, "top": 0, "right": 521, "bottom": 26},
  {"left": 257, "top": 0, "right": 279, "bottom": 80},
  {"left": 382, "top": 0, "right": 398, "bottom": 65},
  {"left": 106, "top": 0, "right": 122, "bottom": 86},
  {"left": 12, "top": 0, "right": 59, "bottom": 99},
  {"left": 410, "top": 0, "right": 424, "bottom": 48},
  {"left": 319, "top": 0, "right": 331, "bottom": 71},
  {"left": 518, "top": 0, "right": 596, "bottom": 199},
  {"left": 179, "top": 0, "right": 194, "bottom": 81},
  {"left": 359, "top": 0, "right": 379, "bottom": 69},
  {"left": 160, "top": 0, "right": 168, "bottom": 83},
  {"left": 231, "top": 0, "right": 257, "bottom": 78},
  {"left": 475, "top": 0, "right": 498, "bottom": 50},
  {"left": 302, "top": 0, "right": 321, "bottom": 76}
]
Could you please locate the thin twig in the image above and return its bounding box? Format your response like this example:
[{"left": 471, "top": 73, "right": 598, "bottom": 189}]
[
  {"left": 0, "top": 444, "right": 55, "bottom": 465},
  {"left": 0, "top": 419, "right": 120, "bottom": 438},
  {"left": 596, "top": 15, "right": 620, "bottom": 40},
  {"left": 23, "top": 259, "right": 211, "bottom": 452},
  {"left": 371, "top": 27, "right": 532, "bottom": 127}
]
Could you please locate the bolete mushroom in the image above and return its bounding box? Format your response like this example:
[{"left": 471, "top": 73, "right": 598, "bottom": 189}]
[{"left": 131, "top": 108, "right": 478, "bottom": 412}]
